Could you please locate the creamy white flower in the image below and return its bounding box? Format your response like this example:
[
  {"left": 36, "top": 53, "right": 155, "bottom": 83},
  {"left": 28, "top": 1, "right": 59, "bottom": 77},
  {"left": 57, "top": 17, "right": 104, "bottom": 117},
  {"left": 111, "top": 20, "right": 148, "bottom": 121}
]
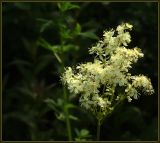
[
  {"left": 116, "top": 23, "right": 133, "bottom": 34},
  {"left": 118, "top": 32, "right": 131, "bottom": 46},
  {"left": 132, "top": 75, "right": 154, "bottom": 94},
  {"left": 103, "top": 30, "right": 115, "bottom": 43},
  {"left": 126, "top": 23, "right": 133, "bottom": 29},
  {"left": 62, "top": 22, "right": 154, "bottom": 119},
  {"left": 125, "top": 84, "right": 138, "bottom": 100}
]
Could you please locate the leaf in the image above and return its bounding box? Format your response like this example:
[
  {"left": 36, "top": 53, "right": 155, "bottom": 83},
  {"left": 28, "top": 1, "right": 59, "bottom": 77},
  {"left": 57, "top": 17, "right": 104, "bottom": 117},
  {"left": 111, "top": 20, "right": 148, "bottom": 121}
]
[
  {"left": 40, "top": 20, "right": 53, "bottom": 33},
  {"left": 75, "top": 128, "right": 80, "bottom": 135},
  {"left": 58, "top": 2, "right": 80, "bottom": 12},
  {"left": 56, "top": 112, "right": 65, "bottom": 121},
  {"left": 62, "top": 44, "right": 79, "bottom": 52},
  {"left": 60, "top": 29, "right": 72, "bottom": 40},
  {"left": 57, "top": 98, "right": 64, "bottom": 106},
  {"left": 65, "top": 103, "right": 77, "bottom": 110},
  {"left": 79, "top": 31, "right": 99, "bottom": 40},
  {"left": 37, "top": 38, "right": 60, "bottom": 53},
  {"left": 37, "top": 38, "right": 52, "bottom": 51},
  {"left": 44, "top": 99, "right": 59, "bottom": 113},
  {"left": 80, "top": 129, "right": 89, "bottom": 137},
  {"left": 74, "top": 128, "right": 91, "bottom": 141},
  {"left": 69, "top": 115, "right": 79, "bottom": 121},
  {"left": 74, "top": 23, "right": 81, "bottom": 34}
]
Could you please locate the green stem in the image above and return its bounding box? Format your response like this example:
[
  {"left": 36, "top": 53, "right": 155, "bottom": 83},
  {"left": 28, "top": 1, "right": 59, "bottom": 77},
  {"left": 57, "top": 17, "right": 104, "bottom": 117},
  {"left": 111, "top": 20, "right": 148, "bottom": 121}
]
[
  {"left": 96, "top": 119, "right": 101, "bottom": 141},
  {"left": 59, "top": 13, "right": 72, "bottom": 139},
  {"left": 54, "top": 52, "right": 62, "bottom": 64},
  {"left": 63, "top": 86, "right": 72, "bottom": 141},
  {"left": 60, "top": 42, "right": 72, "bottom": 140}
]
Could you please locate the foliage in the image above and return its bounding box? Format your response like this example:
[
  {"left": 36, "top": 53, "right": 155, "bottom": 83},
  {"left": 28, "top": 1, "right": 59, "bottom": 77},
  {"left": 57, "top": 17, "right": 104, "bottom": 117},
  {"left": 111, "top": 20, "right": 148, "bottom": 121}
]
[{"left": 3, "top": 2, "right": 158, "bottom": 141}]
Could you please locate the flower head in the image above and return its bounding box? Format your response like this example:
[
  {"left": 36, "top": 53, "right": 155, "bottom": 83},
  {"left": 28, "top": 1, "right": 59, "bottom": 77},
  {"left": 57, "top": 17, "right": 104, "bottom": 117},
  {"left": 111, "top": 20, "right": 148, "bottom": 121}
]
[{"left": 62, "top": 23, "right": 154, "bottom": 119}]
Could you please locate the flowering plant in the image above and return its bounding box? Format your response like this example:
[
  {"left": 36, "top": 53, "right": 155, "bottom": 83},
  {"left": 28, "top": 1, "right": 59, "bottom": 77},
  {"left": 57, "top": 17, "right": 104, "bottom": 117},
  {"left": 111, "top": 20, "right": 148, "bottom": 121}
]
[{"left": 62, "top": 23, "right": 154, "bottom": 140}]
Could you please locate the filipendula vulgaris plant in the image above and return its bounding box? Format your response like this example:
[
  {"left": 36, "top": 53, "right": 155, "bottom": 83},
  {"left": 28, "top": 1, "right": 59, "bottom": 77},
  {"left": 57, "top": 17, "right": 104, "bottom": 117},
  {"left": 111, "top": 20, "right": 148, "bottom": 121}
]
[{"left": 61, "top": 23, "right": 154, "bottom": 141}]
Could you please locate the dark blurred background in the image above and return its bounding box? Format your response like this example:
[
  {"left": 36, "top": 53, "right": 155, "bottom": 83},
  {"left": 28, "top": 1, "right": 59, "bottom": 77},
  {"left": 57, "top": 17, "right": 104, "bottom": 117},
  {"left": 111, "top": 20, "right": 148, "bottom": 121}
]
[{"left": 2, "top": 2, "right": 158, "bottom": 141}]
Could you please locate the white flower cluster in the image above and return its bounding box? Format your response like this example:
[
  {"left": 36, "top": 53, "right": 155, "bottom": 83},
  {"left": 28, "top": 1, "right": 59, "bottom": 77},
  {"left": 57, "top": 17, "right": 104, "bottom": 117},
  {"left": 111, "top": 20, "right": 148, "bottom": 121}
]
[
  {"left": 62, "top": 23, "right": 154, "bottom": 119},
  {"left": 89, "top": 23, "right": 133, "bottom": 58},
  {"left": 132, "top": 75, "right": 154, "bottom": 94}
]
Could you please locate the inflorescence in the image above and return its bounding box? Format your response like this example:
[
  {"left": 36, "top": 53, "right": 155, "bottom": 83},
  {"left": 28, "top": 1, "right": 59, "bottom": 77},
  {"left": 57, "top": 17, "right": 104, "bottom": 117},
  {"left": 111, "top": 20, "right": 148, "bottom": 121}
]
[{"left": 61, "top": 23, "right": 154, "bottom": 121}]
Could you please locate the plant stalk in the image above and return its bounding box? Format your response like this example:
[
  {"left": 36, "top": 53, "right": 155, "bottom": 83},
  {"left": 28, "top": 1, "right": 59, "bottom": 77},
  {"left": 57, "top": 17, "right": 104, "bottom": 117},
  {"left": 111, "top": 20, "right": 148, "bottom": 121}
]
[
  {"left": 96, "top": 119, "right": 101, "bottom": 141},
  {"left": 63, "top": 86, "right": 72, "bottom": 141}
]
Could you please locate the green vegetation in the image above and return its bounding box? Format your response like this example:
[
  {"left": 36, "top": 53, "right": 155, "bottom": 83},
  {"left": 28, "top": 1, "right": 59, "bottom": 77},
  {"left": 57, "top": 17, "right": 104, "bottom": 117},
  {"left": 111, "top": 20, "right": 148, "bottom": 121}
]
[{"left": 2, "top": 2, "right": 158, "bottom": 141}]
